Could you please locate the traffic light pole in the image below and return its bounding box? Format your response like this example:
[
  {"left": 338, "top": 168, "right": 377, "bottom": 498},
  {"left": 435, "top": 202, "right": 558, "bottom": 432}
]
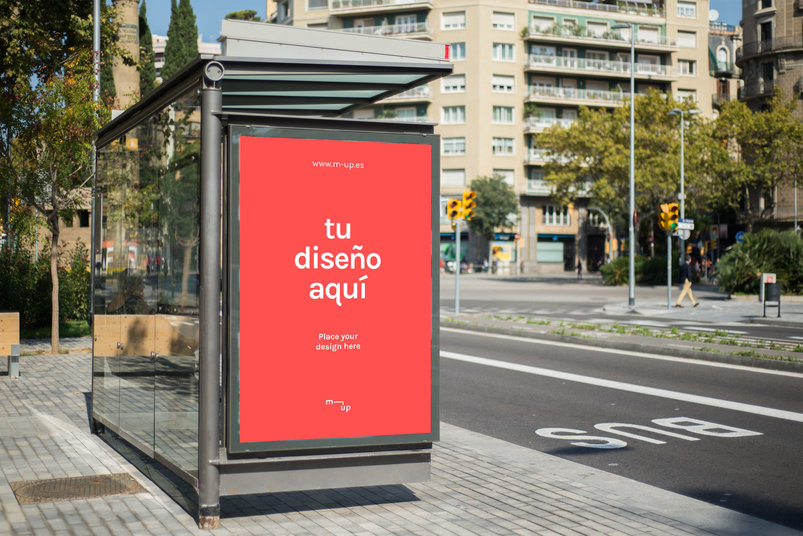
[
  {"left": 454, "top": 219, "right": 461, "bottom": 315},
  {"left": 666, "top": 231, "right": 672, "bottom": 310}
]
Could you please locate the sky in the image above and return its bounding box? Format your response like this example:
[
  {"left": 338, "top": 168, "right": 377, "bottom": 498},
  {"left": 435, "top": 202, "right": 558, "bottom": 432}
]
[{"left": 142, "top": 0, "right": 742, "bottom": 43}]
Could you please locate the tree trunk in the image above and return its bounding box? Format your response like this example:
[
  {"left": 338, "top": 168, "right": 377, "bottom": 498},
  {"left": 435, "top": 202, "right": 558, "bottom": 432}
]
[{"left": 49, "top": 216, "right": 60, "bottom": 354}]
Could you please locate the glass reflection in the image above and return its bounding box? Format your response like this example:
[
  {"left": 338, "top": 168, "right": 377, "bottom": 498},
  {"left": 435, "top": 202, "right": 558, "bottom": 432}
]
[{"left": 93, "top": 84, "right": 202, "bottom": 480}]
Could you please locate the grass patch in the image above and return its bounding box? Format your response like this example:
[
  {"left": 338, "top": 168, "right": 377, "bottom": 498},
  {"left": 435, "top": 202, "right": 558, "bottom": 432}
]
[
  {"left": 527, "top": 319, "right": 551, "bottom": 325},
  {"left": 20, "top": 320, "right": 90, "bottom": 340}
]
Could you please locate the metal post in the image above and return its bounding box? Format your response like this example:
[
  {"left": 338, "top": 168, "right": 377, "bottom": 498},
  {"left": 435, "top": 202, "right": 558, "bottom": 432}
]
[
  {"left": 666, "top": 231, "right": 671, "bottom": 310},
  {"left": 7, "top": 344, "right": 20, "bottom": 377},
  {"left": 795, "top": 167, "right": 798, "bottom": 234},
  {"left": 199, "top": 61, "right": 224, "bottom": 530},
  {"left": 679, "top": 112, "right": 685, "bottom": 260},
  {"left": 454, "top": 220, "right": 460, "bottom": 315},
  {"left": 90, "top": 0, "right": 101, "bottom": 399},
  {"left": 627, "top": 28, "right": 635, "bottom": 307}
]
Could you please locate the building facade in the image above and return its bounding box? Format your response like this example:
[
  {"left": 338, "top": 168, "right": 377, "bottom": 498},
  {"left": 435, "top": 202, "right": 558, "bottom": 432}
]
[
  {"left": 736, "top": 0, "right": 802, "bottom": 230},
  {"left": 272, "top": 0, "right": 719, "bottom": 272}
]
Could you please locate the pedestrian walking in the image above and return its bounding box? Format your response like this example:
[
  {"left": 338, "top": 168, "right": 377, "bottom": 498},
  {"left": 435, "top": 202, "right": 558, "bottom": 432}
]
[
  {"left": 675, "top": 256, "right": 698, "bottom": 307},
  {"left": 576, "top": 260, "right": 582, "bottom": 280}
]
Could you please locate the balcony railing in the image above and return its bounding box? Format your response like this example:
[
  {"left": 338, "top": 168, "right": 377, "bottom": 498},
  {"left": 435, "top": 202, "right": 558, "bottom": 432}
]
[
  {"left": 528, "top": 0, "right": 664, "bottom": 18},
  {"left": 527, "top": 179, "right": 554, "bottom": 195},
  {"left": 525, "top": 24, "right": 676, "bottom": 48},
  {"left": 525, "top": 148, "right": 571, "bottom": 164},
  {"left": 524, "top": 116, "right": 576, "bottom": 131},
  {"left": 378, "top": 114, "right": 430, "bottom": 122},
  {"left": 330, "top": 0, "right": 433, "bottom": 11},
  {"left": 525, "top": 54, "right": 675, "bottom": 78},
  {"left": 709, "top": 22, "right": 736, "bottom": 33},
  {"left": 381, "top": 85, "right": 432, "bottom": 100},
  {"left": 738, "top": 80, "right": 775, "bottom": 101},
  {"left": 526, "top": 85, "right": 635, "bottom": 105},
  {"left": 339, "top": 21, "right": 432, "bottom": 37},
  {"left": 736, "top": 37, "right": 803, "bottom": 63}
]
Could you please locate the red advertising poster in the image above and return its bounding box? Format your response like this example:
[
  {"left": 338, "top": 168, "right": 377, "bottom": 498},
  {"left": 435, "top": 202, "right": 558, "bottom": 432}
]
[{"left": 237, "top": 135, "right": 433, "bottom": 446}]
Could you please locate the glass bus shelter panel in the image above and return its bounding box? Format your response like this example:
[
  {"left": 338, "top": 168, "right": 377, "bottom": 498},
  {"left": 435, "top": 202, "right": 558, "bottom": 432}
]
[{"left": 93, "top": 85, "right": 202, "bottom": 481}]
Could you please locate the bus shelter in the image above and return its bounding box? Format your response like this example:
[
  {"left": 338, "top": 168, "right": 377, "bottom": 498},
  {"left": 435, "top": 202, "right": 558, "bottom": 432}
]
[{"left": 92, "top": 21, "right": 451, "bottom": 528}]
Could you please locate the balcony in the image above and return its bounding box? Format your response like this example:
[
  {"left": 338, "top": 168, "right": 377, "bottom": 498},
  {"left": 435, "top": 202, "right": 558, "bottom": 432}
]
[
  {"left": 523, "top": 116, "right": 576, "bottom": 132},
  {"left": 524, "top": 25, "right": 676, "bottom": 52},
  {"left": 380, "top": 84, "right": 432, "bottom": 102},
  {"left": 526, "top": 178, "right": 554, "bottom": 195},
  {"left": 738, "top": 80, "right": 775, "bottom": 101},
  {"left": 380, "top": 114, "right": 431, "bottom": 122},
  {"left": 330, "top": 0, "right": 433, "bottom": 15},
  {"left": 710, "top": 60, "right": 739, "bottom": 78},
  {"left": 736, "top": 37, "right": 803, "bottom": 65},
  {"left": 339, "top": 21, "right": 432, "bottom": 38},
  {"left": 526, "top": 85, "right": 635, "bottom": 107},
  {"left": 528, "top": 0, "right": 664, "bottom": 18},
  {"left": 524, "top": 148, "right": 571, "bottom": 165},
  {"left": 525, "top": 54, "right": 676, "bottom": 80}
]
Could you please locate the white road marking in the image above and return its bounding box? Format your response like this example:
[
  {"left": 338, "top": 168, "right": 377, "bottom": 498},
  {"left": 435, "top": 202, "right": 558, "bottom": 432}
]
[
  {"left": 679, "top": 326, "right": 748, "bottom": 335},
  {"left": 441, "top": 350, "right": 803, "bottom": 423},
  {"left": 441, "top": 327, "right": 803, "bottom": 378},
  {"left": 790, "top": 336, "right": 803, "bottom": 341}
]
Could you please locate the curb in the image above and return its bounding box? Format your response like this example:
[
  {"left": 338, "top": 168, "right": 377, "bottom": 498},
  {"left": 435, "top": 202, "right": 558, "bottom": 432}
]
[{"left": 440, "top": 320, "right": 803, "bottom": 373}]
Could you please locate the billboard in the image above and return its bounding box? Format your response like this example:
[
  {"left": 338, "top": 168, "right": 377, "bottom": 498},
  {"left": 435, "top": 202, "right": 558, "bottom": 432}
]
[{"left": 228, "top": 126, "right": 438, "bottom": 453}]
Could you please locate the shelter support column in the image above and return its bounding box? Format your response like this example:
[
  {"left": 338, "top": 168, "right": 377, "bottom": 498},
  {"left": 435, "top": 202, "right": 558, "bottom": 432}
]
[{"left": 198, "top": 61, "right": 224, "bottom": 530}]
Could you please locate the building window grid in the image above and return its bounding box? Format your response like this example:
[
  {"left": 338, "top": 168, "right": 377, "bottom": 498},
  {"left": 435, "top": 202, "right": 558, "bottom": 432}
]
[
  {"left": 442, "top": 105, "right": 466, "bottom": 124},
  {"left": 543, "top": 205, "right": 571, "bottom": 226},
  {"left": 677, "top": 1, "right": 696, "bottom": 18},
  {"left": 492, "top": 137, "right": 515, "bottom": 155},
  {"left": 492, "top": 12, "right": 514, "bottom": 31},
  {"left": 442, "top": 137, "right": 466, "bottom": 155},
  {"left": 491, "top": 75, "right": 515, "bottom": 93},
  {"left": 492, "top": 105, "right": 514, "bottom": 124},
  {"left": 492, "top": 42, "right": 515, "bottom": 61},
  {"left": 442, "top": 74, "right": 466, "bottom": 93},
  {"left": 442, "top": 11, "right": 466, "bottom": 30},
  {"left": 450, "top": 42, "right": 466, "bottom": 60}
]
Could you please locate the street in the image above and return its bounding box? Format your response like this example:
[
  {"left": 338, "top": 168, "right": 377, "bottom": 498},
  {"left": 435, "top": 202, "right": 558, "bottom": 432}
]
[{"left": 440, "top": 327, "right": 803, "bottom": 531}]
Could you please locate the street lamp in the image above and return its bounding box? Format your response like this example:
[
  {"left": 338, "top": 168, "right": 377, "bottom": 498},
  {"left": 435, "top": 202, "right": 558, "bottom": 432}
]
[
  {"left": 668, "top": 107, "right": 701, "bottom": 260},
  {"left": 613, "top": 22, "right": 635, "bottom": 306}
]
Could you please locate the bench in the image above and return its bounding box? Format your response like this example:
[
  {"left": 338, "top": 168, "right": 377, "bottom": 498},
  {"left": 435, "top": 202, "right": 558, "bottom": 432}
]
[{"left": 1, "top": 312, "right": 20, "bottom": 377}]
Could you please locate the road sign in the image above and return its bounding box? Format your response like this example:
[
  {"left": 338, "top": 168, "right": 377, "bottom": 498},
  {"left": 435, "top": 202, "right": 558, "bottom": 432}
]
[
  {"left": 676, "top": 218, "right": 694, "bottom": 231},
  {"left": 673, "top": 229, "right": 691, "bottom": 240},
  {"left": 736, "top": 231, "right": 746, "bottom": 243}
]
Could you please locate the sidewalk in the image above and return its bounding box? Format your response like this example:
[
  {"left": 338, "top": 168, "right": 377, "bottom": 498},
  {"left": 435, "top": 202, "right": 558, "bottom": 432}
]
[{"left": 2, "top": 352, "right": 801, "bottom": 535}]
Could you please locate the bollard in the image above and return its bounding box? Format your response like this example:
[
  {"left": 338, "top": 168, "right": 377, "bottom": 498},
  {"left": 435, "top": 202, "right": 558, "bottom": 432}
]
[{"left": 7, "top": 343, "right": 20, "bottom": 377}]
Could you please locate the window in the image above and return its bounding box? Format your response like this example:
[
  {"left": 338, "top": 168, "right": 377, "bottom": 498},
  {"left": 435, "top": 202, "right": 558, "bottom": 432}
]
[
  {"left": 442, "top": 169, "right": 466, "bottom": 187},
  {"left": 492, "top": 12, "right": 514, "bottom": 30},
  {"left": 308, "top": 0, "right": 327, "bottom": 9},
  {"left": 677, "top": 31, "right": 696, "bottom": 48},
  {"left": 493, "top": 169, "right": 515, "bottom": 186},
  {"left": 678, "top": 59, "right": 695, "bottom": 76},
  {"left": 78, "top": 210, "right": 90, "bottom": 227},
  {"left": 543, "top": 205, "right": 570, "bottom": 226},
  {"left": 492, "top": 105, "right": 514, "bottom": 124},
  {"left": 586, "top": 50, "right": 608, "bottom": 69},
  {"left": 677, "top": 1, "right": 696, "bottom": 18},
  {"left": 677, "top": 89, "right": 697, "bottom": 102},
  {"left": 491, "top": 74, "right": 514, "bottom": 93},
  {"left": 442, "top": 11, "right": 466, "bottom": 30},
  {"left": 450, "top": 42, "right": 466, "bottom": 61},
  {"left": 762, "top": 62, "right": 774, "bottom": 84},
  {"left": 638, "top": 27, "right": 659, "bottom": 44},
  {"left": 492, "top": 43, "right": 515, "bottom": 61},
  {"left": 395, "top": 107, "right": 417, "bottom": 120},
  {"left": 760, "top": 21, "right": 773, "bottom": 43},
  {"left": 395, "top": 14, "right": 417, "bottom": 33},
  {"left": 442, "top": 105, "right": 466, "bottom": 124},
  {"left": 531, "top": 16, "right": 553, "bottom": 32},
  {"left": 442, "top": 74, "right": 466, "bottom": 93},
  {"left": 442, "top": 137, "right": 466, "bottom": 155},
  {"left": 492, "top": 137, "right": 515, "bottom": 155},
  {"left": 587, "top": 21, "right": 607, "bottom": 37},
  {"left": 760, "top": 0, "right": 773, "bottom": 8},
  {"left": 527, "top": 169, "right": 548, "bottom": 193},
  {"left": 717, "top": 47, "right": 729, "bottom": 65}
]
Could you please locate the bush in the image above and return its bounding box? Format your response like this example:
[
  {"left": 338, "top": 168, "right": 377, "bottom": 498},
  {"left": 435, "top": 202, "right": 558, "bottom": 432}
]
[
  {"left": 600, "top": 255, "right": 646, "bottom": 285},
  {"left": 0, "top": 239, "right": 90, "bottom": 330},
  {"left": 716, "top": 230, "right": 803, "bottom": 295}
]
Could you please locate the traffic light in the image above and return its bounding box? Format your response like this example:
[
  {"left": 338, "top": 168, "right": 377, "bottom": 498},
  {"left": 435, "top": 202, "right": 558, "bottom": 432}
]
[
  {"left": 461, "top": 190, "right": 477, "bottom": 221},
  {"left": 447, "top": 199, "right": 462, "bottom": 220},
  {"left": 659, "top": 203, "right": 679, "bottom": 231}
]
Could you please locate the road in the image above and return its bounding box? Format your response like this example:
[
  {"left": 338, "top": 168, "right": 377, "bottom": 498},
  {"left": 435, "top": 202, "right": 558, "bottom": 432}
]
[{"left": 439, "top": 327, "right": 803, "bottom": 531}]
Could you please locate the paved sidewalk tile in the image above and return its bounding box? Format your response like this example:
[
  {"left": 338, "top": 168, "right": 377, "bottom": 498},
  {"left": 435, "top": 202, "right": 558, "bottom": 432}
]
[{"left": 2, "top": 353, "right": 801, "bottom": 536}]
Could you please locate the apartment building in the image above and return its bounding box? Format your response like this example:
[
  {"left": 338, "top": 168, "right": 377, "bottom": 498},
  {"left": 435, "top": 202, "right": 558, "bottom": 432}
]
[
  {"left": 736, "top": 0, "right": 802, "bottom": 231},
  {"left": 272, "top": 0, "right": 717, "bottom": 273}
]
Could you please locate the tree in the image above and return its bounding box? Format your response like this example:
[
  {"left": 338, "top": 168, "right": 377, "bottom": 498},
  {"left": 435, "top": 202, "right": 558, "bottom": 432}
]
[
  {"left": 225, "top": 10, "right": 261, "bottom": 21},
  {"left": 467, "top": 174, "right": 518, "bottom": 260},
  {"left": 4, "top": 49, "right": 109, "bottom": 352},
  {"left": 710, "top": 92, "right": 803, "bottom": 230},
  {"left": 537, "top": 90, "right": 729, "bottom": 249},
  {"left": 162, "top": 0, "right": 199, "bottom": 82},
  {"left": 139, "top": 0, "right": 157, "bottom": 97}
]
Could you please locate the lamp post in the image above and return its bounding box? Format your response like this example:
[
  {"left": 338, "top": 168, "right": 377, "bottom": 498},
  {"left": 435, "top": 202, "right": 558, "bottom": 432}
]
[
  {"left": 668, "top": 107, "right": 701, "bottom": 260},
  {"left": 613, "top": 23, "right": 635, "bottom": 306}
]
